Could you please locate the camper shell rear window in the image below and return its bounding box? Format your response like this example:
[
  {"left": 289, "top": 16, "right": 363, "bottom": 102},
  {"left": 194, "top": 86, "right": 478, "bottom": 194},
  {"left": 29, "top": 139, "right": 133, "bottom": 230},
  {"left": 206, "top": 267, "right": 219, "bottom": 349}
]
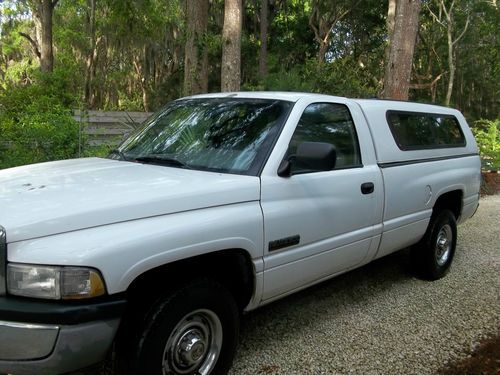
[{"left": 386, "top": 111, "right": 466, "bottom": 151}]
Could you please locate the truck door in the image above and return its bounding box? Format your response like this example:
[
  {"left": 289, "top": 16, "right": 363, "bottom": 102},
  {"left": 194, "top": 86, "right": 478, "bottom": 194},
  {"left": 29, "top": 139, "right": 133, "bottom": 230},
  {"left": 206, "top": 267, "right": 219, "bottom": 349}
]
[{"left": 260, "top": 100, "right": 383, "bottom": 301}]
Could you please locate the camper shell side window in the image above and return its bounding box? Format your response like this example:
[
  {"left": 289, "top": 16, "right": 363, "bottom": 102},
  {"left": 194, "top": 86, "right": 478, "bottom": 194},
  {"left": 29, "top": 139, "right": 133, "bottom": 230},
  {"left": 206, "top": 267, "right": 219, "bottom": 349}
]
[{"left": 386, "top": 111, "right": 466, "bottom": 151}]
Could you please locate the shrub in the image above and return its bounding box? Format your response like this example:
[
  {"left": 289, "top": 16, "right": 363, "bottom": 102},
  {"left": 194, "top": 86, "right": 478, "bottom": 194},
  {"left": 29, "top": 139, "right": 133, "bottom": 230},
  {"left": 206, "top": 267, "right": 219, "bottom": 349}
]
[
  {"left": 0, "top": 70, "right": 81, "bottom": 169},
  {"left": 0, "top": 102, "right": 80, "bottom": 169},
  {"left": 255, "top": 56, "right": 378, "bottom": 98},
  {"left": 471, "top": 119, "right": 500, "bottom": 171}
]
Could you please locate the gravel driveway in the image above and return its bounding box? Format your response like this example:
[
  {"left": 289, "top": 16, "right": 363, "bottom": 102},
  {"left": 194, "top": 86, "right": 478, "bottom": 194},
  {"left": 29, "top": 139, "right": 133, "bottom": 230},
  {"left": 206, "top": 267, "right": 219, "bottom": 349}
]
[{"left": 230, "top": 195, "right": 500, "bottom": 375}]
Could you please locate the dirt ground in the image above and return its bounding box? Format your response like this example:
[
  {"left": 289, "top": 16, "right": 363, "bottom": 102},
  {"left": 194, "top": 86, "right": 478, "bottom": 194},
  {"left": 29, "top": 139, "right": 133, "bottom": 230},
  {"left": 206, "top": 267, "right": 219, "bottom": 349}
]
[{"left": 437, "top": 334, "right": 500, "bottom": 375}]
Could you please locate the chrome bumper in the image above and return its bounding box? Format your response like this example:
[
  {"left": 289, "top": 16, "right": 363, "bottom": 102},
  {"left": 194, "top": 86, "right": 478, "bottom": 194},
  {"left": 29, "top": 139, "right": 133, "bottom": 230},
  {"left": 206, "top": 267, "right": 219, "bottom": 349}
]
[
  {"left": 0, "top": 320, "right": 59, "bottom": 360},
  {"left": 0, "top": 318, "right": 120, "bottom": 375}
]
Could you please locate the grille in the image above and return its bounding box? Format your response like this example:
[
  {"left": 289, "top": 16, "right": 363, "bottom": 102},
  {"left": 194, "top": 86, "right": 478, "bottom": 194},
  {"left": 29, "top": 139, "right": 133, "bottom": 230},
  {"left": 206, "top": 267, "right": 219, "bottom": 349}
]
[{"left": 0, "top": 226, "right": 5, "bottom": 295}]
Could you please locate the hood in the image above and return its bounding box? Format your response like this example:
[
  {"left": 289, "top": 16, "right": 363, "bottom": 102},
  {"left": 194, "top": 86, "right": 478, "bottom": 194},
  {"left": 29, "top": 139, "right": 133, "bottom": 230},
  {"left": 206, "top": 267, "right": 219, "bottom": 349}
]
[{"left": 0, "top": 158, "right": 260, "bottom": 243}]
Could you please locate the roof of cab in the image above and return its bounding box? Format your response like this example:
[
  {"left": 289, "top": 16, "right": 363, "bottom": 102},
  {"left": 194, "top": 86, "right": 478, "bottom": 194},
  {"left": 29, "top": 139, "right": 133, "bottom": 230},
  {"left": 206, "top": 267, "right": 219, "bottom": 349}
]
[
  {"left": 181, "top": 91, "right": 348, "bottom": 102},
  {"left": 181, "top": 92, "right": 458, "bottom": 114}
]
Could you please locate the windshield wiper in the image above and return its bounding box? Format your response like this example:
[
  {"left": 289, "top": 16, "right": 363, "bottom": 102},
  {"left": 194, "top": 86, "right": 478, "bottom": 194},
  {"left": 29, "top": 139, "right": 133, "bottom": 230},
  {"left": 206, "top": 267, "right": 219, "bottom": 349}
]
[
  {"left": 108, "top": 149, "right": 130, "bottom": 161},
  {"left": 133, "top": 155, "right": 192, "bottom": 169}
]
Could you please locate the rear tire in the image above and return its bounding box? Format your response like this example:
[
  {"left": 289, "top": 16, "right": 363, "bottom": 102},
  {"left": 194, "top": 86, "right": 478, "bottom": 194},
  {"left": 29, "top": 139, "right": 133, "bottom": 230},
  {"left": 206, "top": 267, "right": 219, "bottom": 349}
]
[
  {"left": 411, "top": 209, "right": 457, "bottom": 280},
  {"left": 134, "top": 279, "right": 239, "bottom": 375}
]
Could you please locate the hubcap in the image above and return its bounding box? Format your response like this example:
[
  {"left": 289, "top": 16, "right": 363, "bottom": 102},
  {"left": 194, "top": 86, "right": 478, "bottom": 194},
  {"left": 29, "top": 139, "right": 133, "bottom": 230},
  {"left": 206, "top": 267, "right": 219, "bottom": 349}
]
[
  {"left": 162, "top": 309, "right": 222, "bottom": 375},
  {"left": 435, "top": 224, "right": 452, "bottom": 266},
  {"left": 177, "top": 329, "right": 206, "bottom": 365}
]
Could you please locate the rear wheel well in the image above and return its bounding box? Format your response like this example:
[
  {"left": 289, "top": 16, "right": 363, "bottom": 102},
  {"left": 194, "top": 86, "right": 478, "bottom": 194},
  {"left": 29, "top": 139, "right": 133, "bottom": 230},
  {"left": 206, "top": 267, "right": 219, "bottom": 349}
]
[
  {"left": 433, "top": 190, "right": 463, "bottom": 220},
  {"left": 126, "top": 249, "right": 255, "bottom": 313}
]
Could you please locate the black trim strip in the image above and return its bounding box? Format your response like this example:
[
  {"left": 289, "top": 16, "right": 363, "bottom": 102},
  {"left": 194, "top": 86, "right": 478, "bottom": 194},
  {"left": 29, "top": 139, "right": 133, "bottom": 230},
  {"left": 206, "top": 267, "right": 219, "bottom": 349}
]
[
  {"left": 0, "top": 295, "right": 127, "bottom": 325},
  {"left": 269, "top": 235, "right": 300, "bottom": 252},
  {"left": 378, "top": 153, "right": 479, "bottom": 168},
  {"left": 0, "top": 226, "right": 5, "bottom": 296},
  {"left": 290, "top": 164, "right": 364, "bottom": 176}
]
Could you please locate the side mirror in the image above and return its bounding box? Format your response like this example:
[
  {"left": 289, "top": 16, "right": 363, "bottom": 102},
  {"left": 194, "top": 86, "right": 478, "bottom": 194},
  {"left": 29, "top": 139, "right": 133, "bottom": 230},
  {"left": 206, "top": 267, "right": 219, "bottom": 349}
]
[{"left": 278, "top": 142, "right": 337, "bottom": 177}]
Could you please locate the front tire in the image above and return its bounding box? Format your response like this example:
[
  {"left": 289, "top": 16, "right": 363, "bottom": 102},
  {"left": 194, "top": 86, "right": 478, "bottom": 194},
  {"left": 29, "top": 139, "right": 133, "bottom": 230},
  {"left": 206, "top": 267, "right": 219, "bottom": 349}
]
[
  {"left": 411, "top": 209, "right": 457, "bottom": 280},
  {"left": 135, "top": 279, "right": 239, "bottom": 375}
]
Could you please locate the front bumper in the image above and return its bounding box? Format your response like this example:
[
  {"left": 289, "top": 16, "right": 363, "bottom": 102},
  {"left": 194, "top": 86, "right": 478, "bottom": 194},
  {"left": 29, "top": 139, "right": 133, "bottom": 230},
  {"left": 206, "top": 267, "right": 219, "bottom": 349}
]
[
  {"left": 0, "top": 319, "right": 120, "bottom": 375},
  {"left": 0, "top": 296, "right": 126, "bottom": 375}
]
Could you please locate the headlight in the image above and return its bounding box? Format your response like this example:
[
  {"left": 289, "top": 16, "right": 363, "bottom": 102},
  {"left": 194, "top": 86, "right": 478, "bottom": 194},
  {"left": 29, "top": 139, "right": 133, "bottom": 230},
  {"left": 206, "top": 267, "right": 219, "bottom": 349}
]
[{"left": 7, "top": 263, "right": 106, "bottom": 300}]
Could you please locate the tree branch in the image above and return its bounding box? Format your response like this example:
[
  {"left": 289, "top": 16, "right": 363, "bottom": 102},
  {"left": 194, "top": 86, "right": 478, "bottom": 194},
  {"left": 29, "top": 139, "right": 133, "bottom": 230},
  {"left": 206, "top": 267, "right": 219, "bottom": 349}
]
[
  {"left": 322, "top": 7, "right": 351, "bottom": 44},
  {"left": 308, "top": 7, "right": 323, "bottom": 44},
  {"left": 452, "top": 12, "right": 470, "bottom": 46},
  {"left": 426, "top": 4, "right": 445, "bottom": 28},
  {"left": 313, "top": 0, "right": 361, "bottom": 46},
  {"left": 448, "top": 0, "right": 455, "bottom": 17},
  {"left": 410, "top": 72, "right": 445, "bottom": 89},
  {"left": 19, "top": 32, "right": 41, "bottom": 59},
  {"left": 440, "top": 0, "right": 452, "bottom": 20}
]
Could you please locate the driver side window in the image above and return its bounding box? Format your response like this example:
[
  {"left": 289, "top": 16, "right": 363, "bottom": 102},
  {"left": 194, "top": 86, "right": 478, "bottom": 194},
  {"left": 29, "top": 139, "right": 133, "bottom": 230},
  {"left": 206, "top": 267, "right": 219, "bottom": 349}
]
[{"left": 288, "top": 103, "right": 362, "bottom": 173}]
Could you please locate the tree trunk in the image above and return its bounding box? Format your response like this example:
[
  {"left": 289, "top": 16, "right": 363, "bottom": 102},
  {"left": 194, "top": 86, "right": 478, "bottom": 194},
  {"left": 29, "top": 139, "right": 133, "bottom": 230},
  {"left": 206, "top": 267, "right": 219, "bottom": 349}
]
[
  {"left": 382, "top": 0, "right": 421, "bottom": 100},
  {"left": 318, "top": 41, "right": 328, "bottom": 64},
  {"left": 440, "top": 0, "right": 470, "bottom": 107},
  {"left": 258, "top": 0, "right": 268, "bottom": 78},
  {"left": 141, "top": 45, "right": 152, "bottom": 111},
  {"left": 386, "top": 0, "right": 397, "bottom": 36},
  {"left": 445, "top": 22, "right": 454, "bottom": 106},
  {"left": 426, "top": 0, "right": 470, "bottom": 107},
  {"left": 221, "top": 0, "right": 242, "bottom": 92},
  {"left": 183, "top": 0, "right": 209, "bottom": 95},
  {"left": 30, "top": 0, "right": 58, "bottom": 73},
  {"left": 85, "top": 0, "right": 96, "bottom": 107},
  {"left": 93, "top": 36, "right": 109, "bottom": 109},
  {"left": 383, "top": 0, "right": 397, "bottom": 74}
]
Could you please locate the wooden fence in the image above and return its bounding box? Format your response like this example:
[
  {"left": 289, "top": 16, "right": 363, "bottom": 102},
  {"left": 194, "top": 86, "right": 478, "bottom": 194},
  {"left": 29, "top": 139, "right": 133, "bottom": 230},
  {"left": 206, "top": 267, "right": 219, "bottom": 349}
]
[{"left": 73, "top": 110, "right": 153, "bottom": 146}]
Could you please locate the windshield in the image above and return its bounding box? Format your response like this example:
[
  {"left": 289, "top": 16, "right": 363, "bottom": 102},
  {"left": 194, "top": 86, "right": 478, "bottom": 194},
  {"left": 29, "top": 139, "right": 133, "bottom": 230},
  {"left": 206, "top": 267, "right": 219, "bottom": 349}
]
[{"left": 111, "top": 98, "right": 292, "bottom": 175}]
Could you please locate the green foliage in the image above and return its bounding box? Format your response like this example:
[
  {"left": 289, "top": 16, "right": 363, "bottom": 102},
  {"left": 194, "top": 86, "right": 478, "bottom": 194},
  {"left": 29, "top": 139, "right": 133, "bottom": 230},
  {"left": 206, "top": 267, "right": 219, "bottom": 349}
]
[
  {"left": 413, "top": 0, "right": 499, "bottom": 119},
  {"left": 256, "top": 56, "right": 378, "bottom": 98},
  {"left": 258, "top": 63, "right": 314, "bottom": 92},
  {"left": 304, "top": 57, "right": 379, "bottom": 98},
  {"left": 0, "top": 103, "right": 80, "bottom": 169},
  {"left": 269, "top": 2, "right": 316, "bottom": 70},
  {"left": 0, "top": 0, "right": 498, "bottom": 170},
  {"left": 81, "top": 144, "right": 114, "bottom": 158},
  {"left": 0, "top": 71, "right": 81, "bottom": 169},
  {"left": 472, "top": 119, "right": 500, "bottom": 171},
  {"left": 1, "top": 65, "right": 78, "bottom": 107}
]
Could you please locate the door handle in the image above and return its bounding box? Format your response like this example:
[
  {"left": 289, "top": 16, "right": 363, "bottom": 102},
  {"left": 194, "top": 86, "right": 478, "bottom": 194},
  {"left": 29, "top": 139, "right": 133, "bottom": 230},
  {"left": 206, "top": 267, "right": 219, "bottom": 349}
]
[{"left": 361, "top": 182, "right": 374, "bottom": 194}]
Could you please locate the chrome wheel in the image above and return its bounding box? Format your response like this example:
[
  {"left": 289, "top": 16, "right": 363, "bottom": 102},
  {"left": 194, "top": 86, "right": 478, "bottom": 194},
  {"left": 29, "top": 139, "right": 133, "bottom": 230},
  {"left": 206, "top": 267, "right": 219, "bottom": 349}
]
[
  {"left": 435, "top": 224, "right": 452, "bottom": 266},
  {"left": 162, "top": 309, "right": 222, "bottom": 375}
]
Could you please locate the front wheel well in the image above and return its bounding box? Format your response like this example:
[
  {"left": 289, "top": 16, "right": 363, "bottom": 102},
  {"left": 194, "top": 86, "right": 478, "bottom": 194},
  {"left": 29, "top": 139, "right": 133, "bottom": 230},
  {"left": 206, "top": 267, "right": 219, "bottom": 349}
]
[
  {"left": 126, "top": 249, "right": 255, "bottom": 313},
  {"left": 433, "top": 190, "right": 463, "bottom": 220}
]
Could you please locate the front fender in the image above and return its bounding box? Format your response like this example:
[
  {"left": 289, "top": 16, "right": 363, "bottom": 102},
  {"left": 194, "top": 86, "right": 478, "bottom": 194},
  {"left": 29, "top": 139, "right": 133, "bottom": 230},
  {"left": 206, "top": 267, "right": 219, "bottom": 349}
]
[{"left": 7, "top": 202, "right": 264, "bottom": 294}]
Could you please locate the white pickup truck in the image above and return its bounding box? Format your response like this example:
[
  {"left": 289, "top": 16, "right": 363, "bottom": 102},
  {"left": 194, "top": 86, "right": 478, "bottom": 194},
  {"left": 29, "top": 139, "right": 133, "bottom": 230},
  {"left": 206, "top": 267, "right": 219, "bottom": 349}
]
[{"left": 0, "top": 92, "right": 480, "bottom": 375}]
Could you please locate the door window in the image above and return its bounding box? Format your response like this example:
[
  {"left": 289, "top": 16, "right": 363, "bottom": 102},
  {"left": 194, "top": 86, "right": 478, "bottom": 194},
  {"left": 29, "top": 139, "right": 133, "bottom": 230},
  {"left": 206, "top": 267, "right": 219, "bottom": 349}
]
[{"left": 287, "top": 103, "right": 362, "bottom": 173}]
